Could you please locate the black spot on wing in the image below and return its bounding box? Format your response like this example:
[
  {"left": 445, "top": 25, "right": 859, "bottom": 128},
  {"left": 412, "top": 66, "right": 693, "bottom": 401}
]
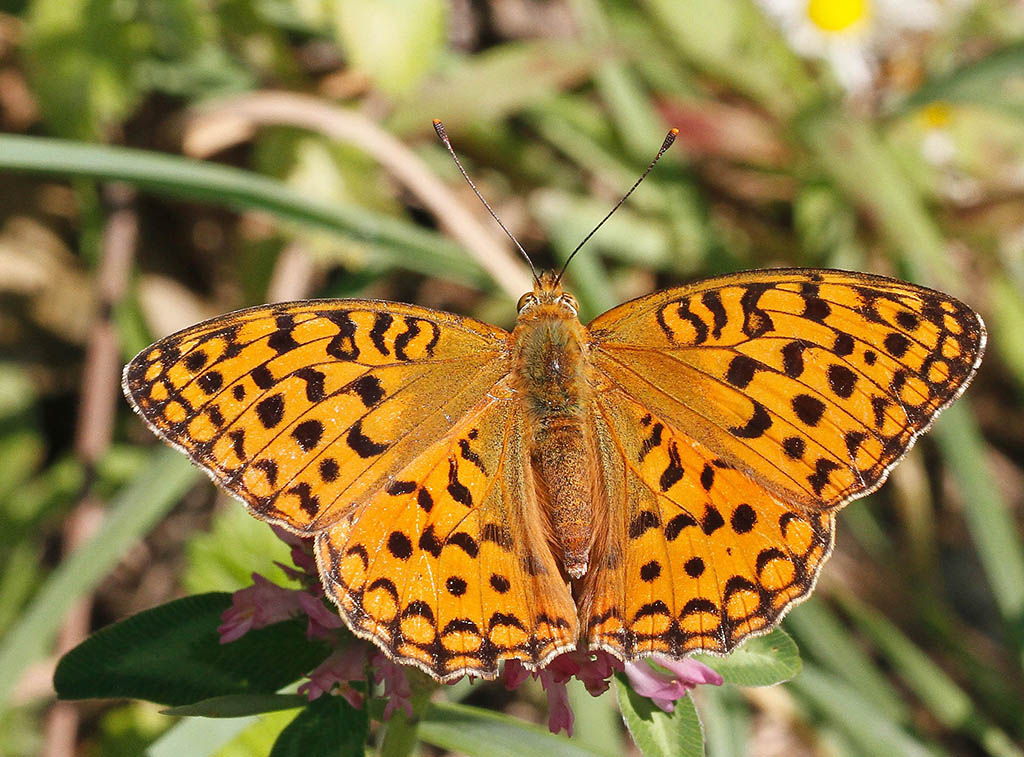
[
  {"left": 665, "top": 512, "right": 698, "bottom": 541},
  {"left": 346, "top": 375, "right": 385, "bottom": 407},
  {"left": 782, "top": 341, "right": 806, "bottom": 378},
  {"left": 658, "top": 443, "right": 684, "bottom": 491},
  {"left": 184, "top": 350, "right": 207, "bottom": 372},
  {"left": 448, "top": 532, "right": 479, "bottom": 557},
  {"left": 197, "top": 371, "right": 223, "bottom": 394},
  {"left": 701, "top": 505, "right": 725, "bottom": 535},
  {"left": 639, "top": 422, "right": 663, "bottom": 462},
  {"left": 369, "top": 312, "right": 393, "bottom": 356},
  {"left": 292, "top": 419, "right": 324, "bottom": 452},
  {"left": 251, "top": 365, "right": 275, "bottom": 390},
  {"left": 294, "top": 367, "right": 326, "bottom": 402},
  {"left": 629, "top": 510, "right": 660, "bottom": 539},
  {"left": 324, "top": 311, "right": 359, "bottom": 360},
  {"left": 458, "top": 437, "right": 487, "bottom": 474},
  {"left": 701, "top": 290, "right": 727, "bottom": 339},
  {"left": 346, "top": 420, "right": 387, "bottom": 457},
  {"left": 419, "top": 525, "right": 442, "bottom": 557},
  {"left": 739, "top": 283, "right": 774, "bottom": 337},
  {"left": 446, "top": 458, "right": 473, "bottom": 506},
  {"left": 256, "top": 394, "right": 285, "bottom": 429},
  {"left": 725, "top": 354, "right": 761, "bottom": 389},
  {"left": 729, "top": 400, "right": 772, "bottom": 438},
  {"left": 268, "top": 315, "right": 299, "bottom": 353},
  {"left": 792, "top": 394, "right": 826, "bottom": 427}
]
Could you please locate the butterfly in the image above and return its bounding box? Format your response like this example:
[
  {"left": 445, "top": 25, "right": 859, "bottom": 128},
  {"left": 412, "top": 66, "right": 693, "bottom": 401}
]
[{"left": 123, "top": 265, "right": 984, "bottom": 682}]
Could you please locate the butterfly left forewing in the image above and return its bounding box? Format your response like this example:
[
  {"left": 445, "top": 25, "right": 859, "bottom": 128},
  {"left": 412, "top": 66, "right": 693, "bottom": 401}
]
[
  {"left": 587, "top": 269, "right": 985, "bottom": 512},
  {"left": 123, "top": 299, "right": 511, "bottom": 532}
]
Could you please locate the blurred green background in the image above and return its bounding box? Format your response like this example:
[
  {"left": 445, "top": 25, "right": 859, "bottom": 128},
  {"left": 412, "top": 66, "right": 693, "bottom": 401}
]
[{"left": 0, "top": 0, "right": 1021, "bottom": 754}]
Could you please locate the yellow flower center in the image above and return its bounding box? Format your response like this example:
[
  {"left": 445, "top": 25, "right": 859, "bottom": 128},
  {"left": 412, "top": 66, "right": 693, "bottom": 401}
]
[
  {"left": 921, "top": 102, "right": 952, "bottom": 128},
  {"left": 807, "top": 0, "right": 870, "bottom": 32}
]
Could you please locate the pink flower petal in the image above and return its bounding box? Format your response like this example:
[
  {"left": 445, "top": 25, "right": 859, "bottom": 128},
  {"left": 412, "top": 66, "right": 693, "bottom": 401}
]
[
  {"left": 538, "top": 672, "right": 574, "bottom": 737},
  {"left": 217, "top": 573, "right": 305, "bottom": 643},
  {"left": 372, "top": 654, "right": 414, "bottom": 720},
  {"left": 624, "top": 657, "right": 723, "bottom": 713},
  {"left": 297, "top": 592, "right": 345, "bottom": 641},
  {"left": 298, "top": 645, "right": 368, "bottom": 705},
  {"left": 503, "top": 659, "right": 531, "bottom": 690}
]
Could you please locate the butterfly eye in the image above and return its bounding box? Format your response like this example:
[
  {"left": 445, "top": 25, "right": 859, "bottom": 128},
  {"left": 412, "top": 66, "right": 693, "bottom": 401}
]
[
  {"left": 517, "top": 293, "right": 536, "bottom": 312},
  {"left": 558, "top": 294, "right": 579, "bottom": 315}
]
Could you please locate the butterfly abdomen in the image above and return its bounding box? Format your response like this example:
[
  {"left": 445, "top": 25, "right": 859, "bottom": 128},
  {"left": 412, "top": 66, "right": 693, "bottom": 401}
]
[{"left": 512, "top": 302, "right": 599, "bottom": 580}]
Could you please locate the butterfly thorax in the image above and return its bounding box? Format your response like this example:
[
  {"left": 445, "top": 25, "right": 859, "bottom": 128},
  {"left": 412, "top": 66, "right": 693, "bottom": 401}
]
[{"left": 512, "top": 273, "right": 599, "bottom": 580}]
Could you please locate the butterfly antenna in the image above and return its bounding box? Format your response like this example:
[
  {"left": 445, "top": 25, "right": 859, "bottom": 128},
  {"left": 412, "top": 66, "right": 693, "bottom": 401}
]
[
  {"left": 555, "top": 128, "right": 679, "bottom": 285},
  {"left": 433, "top": 119, "right": 539, "bottom": 284}
]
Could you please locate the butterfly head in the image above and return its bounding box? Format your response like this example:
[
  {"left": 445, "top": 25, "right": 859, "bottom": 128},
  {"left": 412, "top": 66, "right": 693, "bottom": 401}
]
[{"left": 517, "top": 271, "right": 579, "bottom": 319}]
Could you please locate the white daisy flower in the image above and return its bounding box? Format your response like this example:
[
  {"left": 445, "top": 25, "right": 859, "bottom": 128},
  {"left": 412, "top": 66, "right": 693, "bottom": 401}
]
[{"left": 756, "top": 0, "right": 946, "bottom": 93}]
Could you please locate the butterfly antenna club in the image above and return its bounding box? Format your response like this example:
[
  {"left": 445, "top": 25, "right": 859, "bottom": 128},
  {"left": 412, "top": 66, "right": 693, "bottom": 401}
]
[
  {"left": 555, "top": 128, "right": 678, "bottom": 285},
  {"left": 433, "top": 119, "right": 539, "bottom": 283}
]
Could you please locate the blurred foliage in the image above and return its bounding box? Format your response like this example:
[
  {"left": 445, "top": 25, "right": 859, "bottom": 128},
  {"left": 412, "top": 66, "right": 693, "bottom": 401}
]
[{"left": 0, "top": 0, "right": 1022, "bottom": 754}]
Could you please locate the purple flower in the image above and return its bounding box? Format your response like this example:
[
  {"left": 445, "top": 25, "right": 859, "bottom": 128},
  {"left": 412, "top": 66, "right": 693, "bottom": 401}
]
[
  {"left": 271, "top": 525, "right": 319, "bottom": 579},
  {"left": 501, "top": 650, "right": 624, "bottom": 735},
  {"left": 372, "top": 653, "right": 414, "bottom": 720},
  {"left": 503, "top": 659, "right": 531, "bottom": 691},
  {"left": 296, "top": 592, "right": 345, "bottom": 641},
  {"left": 298, "top": 645, "right": 368, "bottom": 709},
  {"left": 538, "top": 670, "right": 574, "bottom": 737},
  {"left": 624, "top": 657, "right": 723, "bottom": 713},
  {"left": 217, "top": 573, "right": 305, "bottom": 643}
]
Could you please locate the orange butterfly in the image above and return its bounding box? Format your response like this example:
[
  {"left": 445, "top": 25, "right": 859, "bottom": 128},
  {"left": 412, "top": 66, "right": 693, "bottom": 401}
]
[
  {"left": 122, "top": 126, "right": 985, "bottom": 683},
  {"left": 123, "top": 265, "right": 984, "bottom": 682}
]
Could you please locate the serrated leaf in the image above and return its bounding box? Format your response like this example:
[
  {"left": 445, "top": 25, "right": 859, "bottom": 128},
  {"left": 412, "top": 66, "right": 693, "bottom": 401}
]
[
  {"left": 615, "top": 676, "right": 704, "bottom": 757},
  {"left": 269, "top": 695, "right": 368, "bottom": 757},
  {"left": 54, "top": 593, "right": 329, "bottom": 705},
  {"left": 163, "top": 694, "right": 308, "bottom": 718},
  {"left": 693, "top": 628, "right": 800, "bottom": 687}
]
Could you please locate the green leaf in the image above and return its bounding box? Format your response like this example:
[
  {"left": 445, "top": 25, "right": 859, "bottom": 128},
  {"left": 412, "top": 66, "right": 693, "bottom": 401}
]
[
  {"left": 419, "top": 701, "right": 612, "bottom": 757},
  {"left": 164, "top": 694, "right": 308, "bottom": 718},
  {"left": 789, "top": 663, "right": 935, "bottom": 757},
  {"left": 149, "top": 716, "right": 270, "bottom": 757},
  {"left": 332, "top": 0, "right": 447, "bottom": 96},
  {"left": 54, "top": 593, "right": 330, "bottom": 705},
  {"left": 269, "top": 695, "right": 368, "bottom": 757},
  {"left": 388, "top": 42, "right": 600, "bottom": 134},
  {"left": 797, "top": 110, "right": 959, "bottom": 292},
  {"left": 839, "top": 595, "right": 1023, "bottom": 757},
  {"left": 0, "top": 447, "right": 199, "bottom": 706},
  {"left": 895, "top": 43, "right": 1024, "bottom": 119},
  {"left": 24, "top": 0, "right": 144, "bottom": 138},
  {"left": 933, "top": 402, "right": 1024, "bottom": 661},
  {"left": 0, "top": 134, "right": 490, "bottom": 289},
  {"left": 783, "top": 600, "right": 908, "bottom": 721},
  {"left": 615, "top": 676, "right": 704, "bottom": 757},
  {"left": 693, "top": 628, "right": 801, "bottom": 687},
  {"left": 642, "top": 0, "right": 814, "bottom": 119}
]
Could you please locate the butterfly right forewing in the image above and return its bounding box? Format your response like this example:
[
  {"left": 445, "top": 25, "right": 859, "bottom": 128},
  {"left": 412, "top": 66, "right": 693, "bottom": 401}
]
[{"left": 122, "top": 299, "right": 512, "bottom": 533}]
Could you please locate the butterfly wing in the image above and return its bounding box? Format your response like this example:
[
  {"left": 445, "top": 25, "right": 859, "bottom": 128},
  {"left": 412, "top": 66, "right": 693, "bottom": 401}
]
[
  {"left": 124, "top": 298, "right": 577, "bottom": 680},
  {"left": 122, "top": 299, "right": 512, "bottom": 531},
  {"left": 582, "top": 269, "right": 984, "bottom": 658},
  {"left": 314, "top": 395, "right": 577, "bottom": 681},
  {"left": 587, "top": 269, "right": 985, "bottom": 512}
]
